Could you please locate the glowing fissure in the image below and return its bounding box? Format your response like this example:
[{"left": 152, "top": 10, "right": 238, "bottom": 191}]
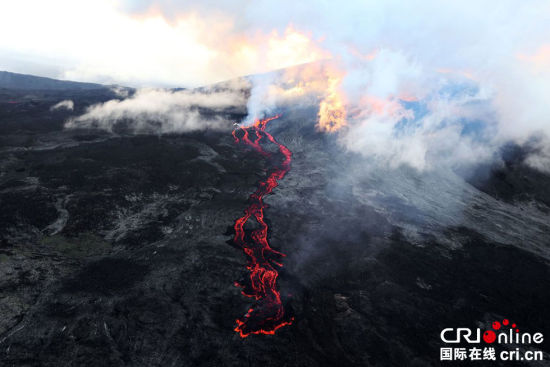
[{"left": 231, "top": 115, "right": 293, "bottom": 337}]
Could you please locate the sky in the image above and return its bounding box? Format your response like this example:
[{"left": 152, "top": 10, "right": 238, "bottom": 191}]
[
  {"left": 1, "top": 0, "right": 546, "bottom": 88},
  {"left": 0, "top": 0, "right": 328, "bottom": 87},
  {"left": 2, "top": 0, "right": 549, "bottom": 171}
]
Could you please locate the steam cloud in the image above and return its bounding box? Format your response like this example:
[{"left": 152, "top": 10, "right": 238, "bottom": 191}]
[
  {"left": 50, "top": 100, "right": 74, "bottom": 111},
  {"left": 65, "top": 80, "right": 249, "bottom": 133},
  {"left": 33, "top": 0, "right": 549, "bottom": 172},
  {"left": 221, "top": 1, "right": 550, "bottom": 172}
]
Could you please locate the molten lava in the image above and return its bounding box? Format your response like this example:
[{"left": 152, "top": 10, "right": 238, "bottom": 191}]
[{"left": 231, "top": 115, "right": 293, "bottom": 337}]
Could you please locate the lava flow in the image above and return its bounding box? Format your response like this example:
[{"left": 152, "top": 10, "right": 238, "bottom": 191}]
[{"left": 231, "top": 115, "right": 293, "bottom": 337}]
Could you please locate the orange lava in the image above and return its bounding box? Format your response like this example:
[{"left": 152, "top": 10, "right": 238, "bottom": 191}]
[{"left": 231, "top": 115, "right": 293, "bottom": 337}]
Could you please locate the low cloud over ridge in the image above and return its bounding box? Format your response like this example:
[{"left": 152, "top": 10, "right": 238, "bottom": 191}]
[{"left": 65, "top": 81, "right": 248, "bottom": 134}]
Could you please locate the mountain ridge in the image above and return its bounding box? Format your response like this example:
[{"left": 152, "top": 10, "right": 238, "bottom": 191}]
[{"left": 0, "top": 70, "right": 104, "bottom": 90}]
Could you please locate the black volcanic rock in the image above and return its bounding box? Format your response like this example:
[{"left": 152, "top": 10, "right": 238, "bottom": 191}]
[
  {"left": 468, "top": 143, "right": 550, "bottom": 208},
  {"left": 0, "top": 79, "right": 549, "bottom": 366}
]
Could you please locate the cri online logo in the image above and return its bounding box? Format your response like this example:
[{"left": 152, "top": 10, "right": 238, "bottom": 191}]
[{"left": 441, "top": 319, "right": 544, "bottom": 345}]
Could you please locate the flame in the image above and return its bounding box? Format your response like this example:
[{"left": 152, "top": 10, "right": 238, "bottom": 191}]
[
  {"left": 266, "top": 62, "right": 335, "bottom": 101},
  {"left": 274, "top": 61, "right": 350, "bottom": 133},
  {"left": 317, "top": 75, "right": 347, "bottom": 132},
  {"left": 265, "top": 28, "right": 329, "bottom": 70},
  {"left": 225, "top": 27, "right": 330, "bottom": 78},
  {"left": 247, "top": 61, "right": 349, "bottom": 133},
  {"left": 240, "top": 54, "right": 352, "bottom": 133}
]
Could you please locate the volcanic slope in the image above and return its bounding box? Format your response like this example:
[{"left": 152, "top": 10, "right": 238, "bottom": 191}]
[{"left": 0, "top": 77, "right": 549, "bottom": 366}]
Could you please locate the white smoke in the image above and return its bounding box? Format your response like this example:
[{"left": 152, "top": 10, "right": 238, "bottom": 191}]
[
  {"left": 334, "top": 50, "right": 499, "bottom": 170},
  {"left": 65, "top": 82, "right": 248, "bottom": 133},
  {"left": 109, "top": 86, "right": 131, "bottom": 98},
  {"left": 16, "top": 0, "right": 547, "bottom": 171},
  {"left": 242, "top": 73, "right": 278, "bottom": 125},
  {"left": 50, "top": 100, "right": 74, "bottom": 111},
  {"left": 525, "top": 138, "right": 550, "bottom": 174},
  {"left": 231, "top": 1, "right": 550, "bottom": 171}
]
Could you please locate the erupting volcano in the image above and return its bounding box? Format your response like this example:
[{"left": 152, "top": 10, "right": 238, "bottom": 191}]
[{"left": 231, "top": 115, "right": 293, "bottom": 337}]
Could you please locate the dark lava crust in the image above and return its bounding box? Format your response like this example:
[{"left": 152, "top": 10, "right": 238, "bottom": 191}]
[{"left": 0, "top": 87, "right": 549, "bottom": 366}]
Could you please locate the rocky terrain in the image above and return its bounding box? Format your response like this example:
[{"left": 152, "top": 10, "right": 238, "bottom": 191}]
[{"left": 0, "top": 76, "right": 549, "bottom": 366}]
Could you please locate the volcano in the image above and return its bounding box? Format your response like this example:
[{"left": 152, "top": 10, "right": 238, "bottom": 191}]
[{"left": 0, "top": 72, "right": 549, "bottom": 366}]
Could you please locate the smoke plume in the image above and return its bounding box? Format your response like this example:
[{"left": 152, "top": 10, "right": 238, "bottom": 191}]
[
  {"left": 17, "top": 0, "right": 545, "bottom": 171},
  {"left": 50, "top": 100, "right": 74, "bottom": 111},
  {"left": 65, "top": 81, "right": 249, "bottom": 133}
]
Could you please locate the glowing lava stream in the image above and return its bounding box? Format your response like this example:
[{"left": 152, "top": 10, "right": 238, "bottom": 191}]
[{"left": 231, "top": 115, "right": 293, "bottom": 337}]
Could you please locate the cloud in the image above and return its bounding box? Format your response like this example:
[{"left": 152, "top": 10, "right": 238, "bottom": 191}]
[
  {"left": 65, "top": 81, "right": 249, "bottom": 133},
  {"left": 50, "top": 100, "right": 74, "bottom": 111},
  {"left": 331, "top": 51, "right": 499, "bottom": 170},
  {"left": 525, "top": 137, "right": 550, "bottom": 174},
  {"left": 1, "top": 0, "right": 549, "bottom": 171},
  {"left": 109, "top": 86, "right": 131, "bottom": 99},
  {"left": 220, "top": 1, "right": 550, "bottom": 171},
  {"left": 0, "top": 1, "right": 326, "bottom": 87}
]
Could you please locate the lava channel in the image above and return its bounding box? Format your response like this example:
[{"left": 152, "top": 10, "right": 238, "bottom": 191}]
[{"left": 231, "top": 115, "right": 293, "bottom": 337}]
